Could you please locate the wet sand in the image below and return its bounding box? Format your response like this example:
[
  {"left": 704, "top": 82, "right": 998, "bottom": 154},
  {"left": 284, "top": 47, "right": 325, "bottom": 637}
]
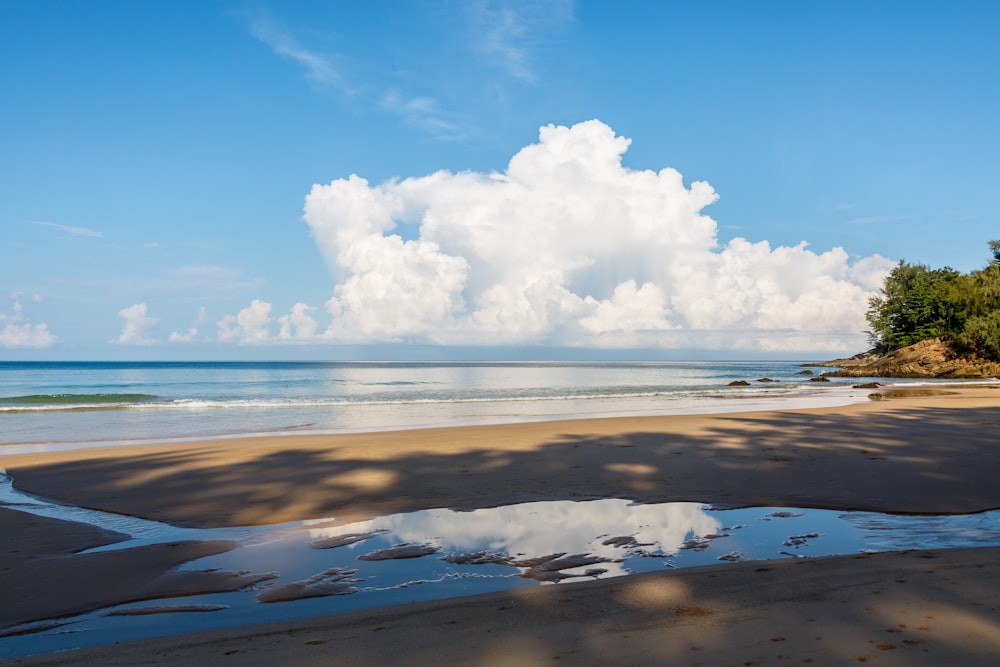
[
  {"left": 0, "top": 510, "right": 270, "bottom": 631},
  {"left": 3, "top": 386, "right": 1000, "bottom": 664},
  {"left": 11, "top": 547, "right": 1000, "bottom": 666}
]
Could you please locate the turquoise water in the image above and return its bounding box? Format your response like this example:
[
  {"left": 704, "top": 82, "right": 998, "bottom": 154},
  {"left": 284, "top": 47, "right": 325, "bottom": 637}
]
[
  {"left": 0, "top": 360, "right": 879, "bottom": 446},
  {"left": 5, "top": 360, "right": 992, "bottom": 448}
]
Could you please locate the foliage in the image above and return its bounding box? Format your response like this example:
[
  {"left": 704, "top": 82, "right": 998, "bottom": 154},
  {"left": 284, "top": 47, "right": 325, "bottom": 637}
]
[{"left": 866, "top": 241, "right": 1000, "bottom": 360}]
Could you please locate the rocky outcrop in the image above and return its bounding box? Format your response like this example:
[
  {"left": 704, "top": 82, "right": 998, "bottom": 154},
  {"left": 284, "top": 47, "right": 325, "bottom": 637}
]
[{"left": 812, "top": 338, "right": 1000, "bottom": 379}]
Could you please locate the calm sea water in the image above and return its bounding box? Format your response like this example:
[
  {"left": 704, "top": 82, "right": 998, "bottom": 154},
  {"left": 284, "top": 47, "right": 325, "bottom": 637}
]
[{"left": 0, "top": 360, "right": 891, "bottom": 448}]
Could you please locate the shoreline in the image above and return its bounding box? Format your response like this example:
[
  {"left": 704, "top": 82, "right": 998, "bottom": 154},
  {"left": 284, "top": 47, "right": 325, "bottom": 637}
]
[
  {"left": 2, "top": 385, "right": 1000, "bottom": 663},
  {"left": 7, "top": 374, "right": 997, "bottom": 456},
  {"left": 0, "top": 383, "right": 878, "bottom": 454},
  {"left": 5, "top": 385, "right": 1000, "bottom": 527}
]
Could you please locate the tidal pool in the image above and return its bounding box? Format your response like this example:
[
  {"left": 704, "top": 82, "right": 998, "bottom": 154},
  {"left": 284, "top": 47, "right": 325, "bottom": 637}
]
[{"left": 2, "top": 471, "right": 1000, "bottom": 659}]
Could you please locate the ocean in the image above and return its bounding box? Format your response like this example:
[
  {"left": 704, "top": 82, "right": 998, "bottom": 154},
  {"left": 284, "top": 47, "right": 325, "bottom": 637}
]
[{"left": 0, "top": 360, "right": 887, "bottom": 450}]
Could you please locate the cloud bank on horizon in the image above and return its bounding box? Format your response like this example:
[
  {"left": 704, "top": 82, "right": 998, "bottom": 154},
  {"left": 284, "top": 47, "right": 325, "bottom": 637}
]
[
  {"left": 212, "top": 119, "right": 891, "bottom": 354},
  {"left": 8, "top": 120, "right": 894, "bottom": 355}
]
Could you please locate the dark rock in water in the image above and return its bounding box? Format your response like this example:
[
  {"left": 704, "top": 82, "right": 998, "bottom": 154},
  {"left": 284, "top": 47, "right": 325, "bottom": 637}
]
[
  {"left": 602, "top": 535, "right": 639, "bottom": 548},
  {"left": 104, "top": 604, "right": 229, "bottom": 616},
  {"left": 603, "top": 536, "right": 629, "bottom": 547},
  {"left": 783, "top": 533, "right": 820, "bottom": 548},
  {"left": 514, "top": 553, "right": 611, "bottom": 581},
  {"left": 601, "top": 535, "right": 653, "bottom": 549},
  {"left": 809, "top": 376, "right": 831, "bottom": 382},
  {"left": 358, "top": 543, "right": 440, "bottom": 561},
  {"left": 728, "top": 380, "right": 750, "bottom": 386},
  {"left": 519, "top": 569, "right": 574, "bottom": 582},
  {"left": 853, "top": 382, "right": 882, "bottom": 389},
  {"left": 257, "top": 568, "right": 360, "bottom": 603},
  {"left": 704, "top": 503, "right": 752, "bottom": 511},
  {"left": 797, "top": 369, "right": 814, "bottom": 375},
  {"left": 443, "top": 550, "right": 513, "bottom": 566},
  {"left": 679, "top": 538, "right": 711, "bottom": 551},
  {"left": 515, "top": 553, "right": 606, "bottom": 571},
  {"left": 513, "top": 552, "right": 567, "bottom": 568},
  {"left": 756, "top": 378, "right": 776, "bottom": 383},
  {"left": 310, "top": 529, "right": 389, "bottom": 549}
]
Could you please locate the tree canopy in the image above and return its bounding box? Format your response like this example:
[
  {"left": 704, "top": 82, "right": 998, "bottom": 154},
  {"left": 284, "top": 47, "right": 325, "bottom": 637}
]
[{"left": 866, "top": 241, "right": 1000, "bottom": 360}]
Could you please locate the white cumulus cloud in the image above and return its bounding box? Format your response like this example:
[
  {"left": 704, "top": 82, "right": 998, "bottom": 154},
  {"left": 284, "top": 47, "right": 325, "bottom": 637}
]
[
  {"left": 278, "top": 302, "right": 319, "bottom": 340},
  {"left": 0, "top": 322, "right": 56, "bottom": 348},
  {"left": 217, "top": 300, "right": 329, "bottom": 345},
  {"left": 218, "top": 299, "right": 273, "bottom": 344},
  {"left": 116, "top": 303, "right": 158, "bottom": 345},
  {"left": 169, "top": 307, "right": 208, "bottom": 343},
  {"left": 0, "top": 296, "right": 57, "bottom": 348},
  {"left": 302, "top": 120, "right": 894, "bottom": 354}
]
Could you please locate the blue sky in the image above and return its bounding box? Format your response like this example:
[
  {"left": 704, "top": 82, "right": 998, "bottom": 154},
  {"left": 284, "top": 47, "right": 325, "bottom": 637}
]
[{"left": 2, "top": 0, "right": 998, "bottom": 360}]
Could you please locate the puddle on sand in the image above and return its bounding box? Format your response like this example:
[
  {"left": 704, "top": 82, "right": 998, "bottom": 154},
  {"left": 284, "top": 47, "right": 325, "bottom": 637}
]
[{"left": 2, "top": 471, "right": 1000, "bottom": 659}]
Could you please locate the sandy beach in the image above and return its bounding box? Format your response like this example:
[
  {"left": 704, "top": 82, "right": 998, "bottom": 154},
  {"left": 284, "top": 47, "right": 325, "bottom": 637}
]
[{"left": 3, "top": 386, "right": 1000, "bottom": 665}]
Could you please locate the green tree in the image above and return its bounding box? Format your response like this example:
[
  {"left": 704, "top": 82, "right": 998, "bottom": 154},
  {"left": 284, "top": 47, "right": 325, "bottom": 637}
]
[
  {"left": 953, "top": 251, "right": 1000, "bottom": 358},
  {"left": 867, "top": 240, "right": 1000, "bottom": 360},
  {"left": 866, "top": 261, "right": 960, "bottom": 353}
]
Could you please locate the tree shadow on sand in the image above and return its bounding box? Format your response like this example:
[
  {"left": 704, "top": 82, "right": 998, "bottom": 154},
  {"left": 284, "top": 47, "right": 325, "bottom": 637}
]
[
  {"left": 9, "top": 404, "right": 1000, "bottom": 526},
  {"left": 5, "top": 403, "right": 1000, "bottom": 664}
]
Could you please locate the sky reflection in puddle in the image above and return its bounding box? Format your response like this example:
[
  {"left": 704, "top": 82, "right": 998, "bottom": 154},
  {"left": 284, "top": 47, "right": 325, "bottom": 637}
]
[{"left": 3, "top": 472, "right": 1000, "bottom": 659}]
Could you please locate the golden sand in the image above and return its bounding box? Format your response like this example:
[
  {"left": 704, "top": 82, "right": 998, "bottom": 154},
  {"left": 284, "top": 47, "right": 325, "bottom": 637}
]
[{"left": 3, "top": 386, "right": 999, "bottom": 665}]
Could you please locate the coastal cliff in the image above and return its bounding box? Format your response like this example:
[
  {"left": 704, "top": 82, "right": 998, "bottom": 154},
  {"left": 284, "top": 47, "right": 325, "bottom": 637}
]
[{"left": 809, "top": 337, "right": 1000, "bottom": 378}]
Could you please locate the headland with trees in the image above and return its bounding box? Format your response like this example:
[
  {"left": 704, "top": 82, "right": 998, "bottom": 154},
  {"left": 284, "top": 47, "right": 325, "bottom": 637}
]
[{"left": 819, "top": 240, "right": 1000, "bottom": 378}]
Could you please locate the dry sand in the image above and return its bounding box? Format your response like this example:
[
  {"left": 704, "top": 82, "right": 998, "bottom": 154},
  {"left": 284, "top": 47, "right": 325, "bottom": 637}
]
[{"left": 2, "top": 386, "right": 1000, "bottom": 665}]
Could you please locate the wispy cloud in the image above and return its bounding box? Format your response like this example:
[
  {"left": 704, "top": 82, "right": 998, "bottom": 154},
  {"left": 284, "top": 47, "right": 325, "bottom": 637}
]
[
  {"left": 244, "top": 5, "right": 571, "bottom": 142},
  {"left": 246, "top": 11, "right": 471, "bottom": 140},
  {"left": 380, "top": 90, "right": 471, "bottom": 141},
  {"left": 463, "top": 0, "right": 576, "bottom": 82},
  {"left": 247, "top": 14, "right": 354, "bottom": 95},
  {"left": 55, "top": 265, "right": 263, "bottom": 303},
  {"left": 845, "top": 214, "right": 912, "bottom": 226},
  {"left": 163, "top": 264, "right": 265, "bottom": 294},
  {"left": 29, "top": 220, "right": 102, "bottom": 237}
]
